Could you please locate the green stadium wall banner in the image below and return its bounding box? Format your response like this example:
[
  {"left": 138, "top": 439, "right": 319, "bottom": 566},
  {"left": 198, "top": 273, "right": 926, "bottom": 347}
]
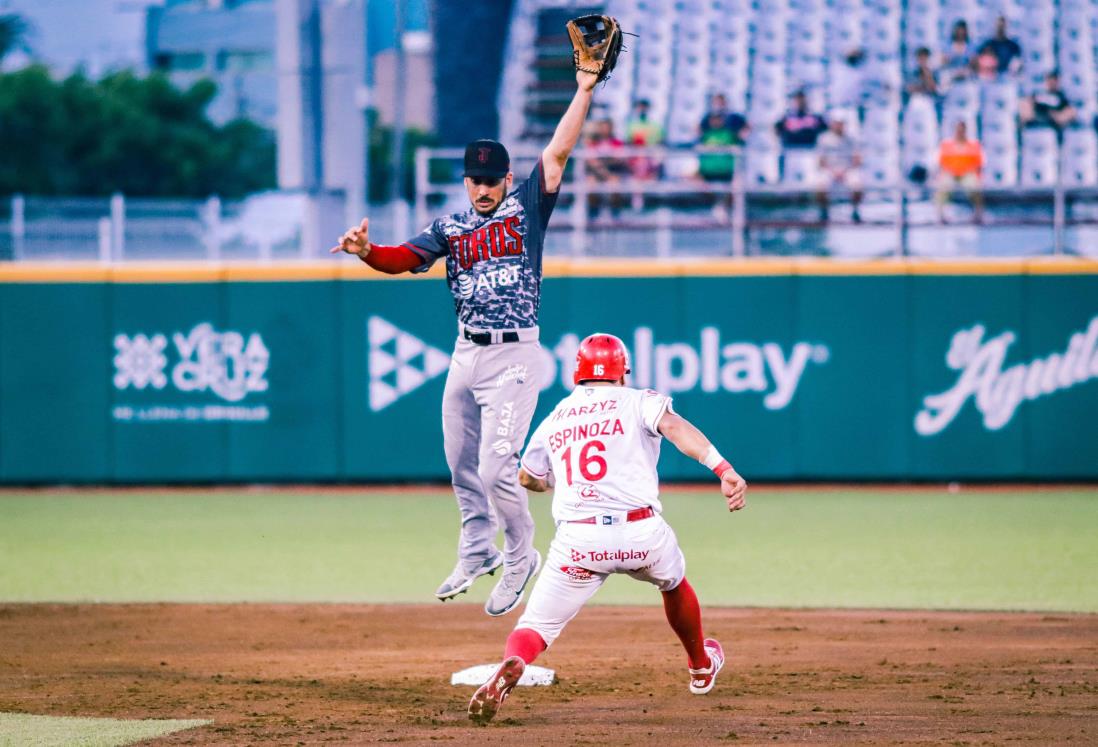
[{"left": 0, "top": 261, "right": 1095, "bottom": 483}]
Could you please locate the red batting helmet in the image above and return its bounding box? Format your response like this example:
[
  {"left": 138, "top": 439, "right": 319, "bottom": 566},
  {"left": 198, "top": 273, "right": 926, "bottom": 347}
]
[{"left": 574, "top": 333, "right": 631, "bottom": 385}]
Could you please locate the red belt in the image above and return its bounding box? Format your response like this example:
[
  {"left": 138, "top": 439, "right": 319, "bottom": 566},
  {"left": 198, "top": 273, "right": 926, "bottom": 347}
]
[{"left": 567, "top": 506, "right": 655, "bottom": 525}]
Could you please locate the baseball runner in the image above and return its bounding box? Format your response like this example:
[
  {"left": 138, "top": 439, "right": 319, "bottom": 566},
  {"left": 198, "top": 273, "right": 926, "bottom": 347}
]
[
  {"left": 332, "top": 17, "right": 624, "bottom": 617},
  {"left": 467, "top": 333, "right": 748, "bottom": 723}
]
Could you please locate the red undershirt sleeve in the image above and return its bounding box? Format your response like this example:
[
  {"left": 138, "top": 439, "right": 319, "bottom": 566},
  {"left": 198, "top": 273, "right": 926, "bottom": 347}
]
[{"left": 360, "top": 243, "right": 425, "bottom": 274}]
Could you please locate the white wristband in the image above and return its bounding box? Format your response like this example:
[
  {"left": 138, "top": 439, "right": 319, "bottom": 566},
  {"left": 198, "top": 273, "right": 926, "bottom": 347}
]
[{"left": 700, "top": 444, "right": 724, "bottom": 470}]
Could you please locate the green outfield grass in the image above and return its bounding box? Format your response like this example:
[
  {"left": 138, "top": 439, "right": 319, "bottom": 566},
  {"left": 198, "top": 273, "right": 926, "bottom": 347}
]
[{"left": 0, "top": 487, "right": 1095, "bottom": 611}]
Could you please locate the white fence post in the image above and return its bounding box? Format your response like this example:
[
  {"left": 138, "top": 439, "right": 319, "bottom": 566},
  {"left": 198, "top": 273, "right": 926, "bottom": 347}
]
[
  {"left": 572, "top": 154, "right": 587, "bottom": 257},
  {"left": 110, "top": 193, "right": 125, "bottom": 261},
  {"left": 731, "top": 170, "right": 745, "bottom": 258},
  {"left": 656, "top": 207, "right": 672, "bottom": 258},
  {"left": 11, "top": 194, "right": 25, "bottom": 260},
  {"left": 1053, "top": 184, "right": 1065, "bottom": 256},
  {"left": 414, "top": 147, "right": 429, "bottom": 233},
  {"left": 97, "top": 217, "right": 112, "bottom": 262},
  {"left": 203, "top": 196, "right": 222, "bottom": 261}
]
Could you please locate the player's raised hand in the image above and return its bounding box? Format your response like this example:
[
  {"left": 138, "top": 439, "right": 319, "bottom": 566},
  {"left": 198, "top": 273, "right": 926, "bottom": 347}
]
[
  {"left": 576, "top": 68, "right": 598, "bottom": 92},
  {"left": 330, "top": 217, "right": 371, "bottom": 257},
  {"left": 720, "top": 469, "right": 747, "bottom": 512}
]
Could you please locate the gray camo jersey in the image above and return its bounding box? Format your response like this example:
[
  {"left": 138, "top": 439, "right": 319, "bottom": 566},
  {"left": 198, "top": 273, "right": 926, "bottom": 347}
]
[{"left": 402, "top": 161, "right": 558, "bottom": 330}]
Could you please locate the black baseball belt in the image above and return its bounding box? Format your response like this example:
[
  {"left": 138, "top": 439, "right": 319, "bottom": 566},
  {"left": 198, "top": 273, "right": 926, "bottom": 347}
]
[{"left": 459, "top": 325, "right": 539, "bottom": 346}]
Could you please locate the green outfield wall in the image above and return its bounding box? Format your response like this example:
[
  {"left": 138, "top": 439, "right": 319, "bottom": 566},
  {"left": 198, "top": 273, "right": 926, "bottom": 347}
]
[{"left": 1, "top": 261, "right": 1095, "bottom": 483}]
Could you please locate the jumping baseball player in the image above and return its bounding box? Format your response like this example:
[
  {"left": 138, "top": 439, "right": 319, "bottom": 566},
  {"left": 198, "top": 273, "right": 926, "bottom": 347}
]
[
  {"left": 467, "top": 333, "right": 748, "bottom": 723},
  {"left": 332, "top": 17, "right": 624, "bottom": 617}
]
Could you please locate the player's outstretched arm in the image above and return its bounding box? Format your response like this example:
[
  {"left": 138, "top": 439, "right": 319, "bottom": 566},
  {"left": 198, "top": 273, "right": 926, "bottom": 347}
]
[
  {"left": 657, "top": 411, "right": 747, "bottom": 512},
  {"left": 329, "top": 217, "right": 424, "bottom": 274},
  {"left": 540, "top": 69, "right": 598, "bottom": 193}
]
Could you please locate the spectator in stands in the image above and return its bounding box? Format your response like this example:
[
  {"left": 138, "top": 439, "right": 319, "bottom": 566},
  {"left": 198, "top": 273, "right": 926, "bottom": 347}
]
[
  {"left": 626, "top": 99, "right": 664, "bottom": 149},
  {"left": 935, "top": 120, "right": 984, "bottom": 224},
  {"left": 816, "top": 114, "right": 863, "bottom": 223},
  {"left": 1020, "top": 71, "right": 1078, "bottom": 134},
  {"left": 775, "top": 89, "right": 827, "bottom": 149},
  {"left": 697, "top": 96, "right": 749, "bottom": 181},
  {"left": 974, "top": 46, "right": 1001, "bottom": 82},
  {"left": 699, "top": 93, "right": 748, "bottom": 140},
  {"left": 584, "top": 118, "right": 629, "bottom": 218},
  {"left": 940, "top": 20, "right": 974, "bottom": 86},
  {"left": 625, "top": 99, "right": 664, "bottom": 183},
  {"left": 977, "top": 15, "right": 1022, "bottom": 78},
  {"left": 906, "top": 47, "right": 941, "bottom": 101},
  {"left": 696, "top": 106, "right": 747, "bottom": 219}
]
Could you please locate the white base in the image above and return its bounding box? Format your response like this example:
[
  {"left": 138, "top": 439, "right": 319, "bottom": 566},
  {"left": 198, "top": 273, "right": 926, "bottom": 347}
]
[{"left": 450, "top": 663, "right": 556, "bottom": 687}]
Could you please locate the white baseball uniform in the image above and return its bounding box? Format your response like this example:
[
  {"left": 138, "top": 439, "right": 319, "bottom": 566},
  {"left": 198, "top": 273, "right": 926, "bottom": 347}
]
[{"left": 515, "top": 384, "right": 687, "bottom": 646}]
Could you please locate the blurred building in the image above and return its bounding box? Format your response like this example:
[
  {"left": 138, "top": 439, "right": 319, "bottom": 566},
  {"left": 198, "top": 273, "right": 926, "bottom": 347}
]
[
  {"left": 372, "top": 30, "right": 434, "bottom": 129},
  {"left": 147, "top": 0, "right": 278, "bottom": 126},
  {"left": 0, "top": 0, "right": 159, "bottom": 76}
]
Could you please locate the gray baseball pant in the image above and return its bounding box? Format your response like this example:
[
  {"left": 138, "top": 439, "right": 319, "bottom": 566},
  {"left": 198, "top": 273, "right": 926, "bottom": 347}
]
[{"left": 442, "top": 337, "right": 542, "bottom": 571}]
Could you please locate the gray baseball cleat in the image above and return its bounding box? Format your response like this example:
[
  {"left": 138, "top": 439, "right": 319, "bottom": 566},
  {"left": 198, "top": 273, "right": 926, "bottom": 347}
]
[
  {"left": 435, "top": 553, "right": 503, "bottom": 601},
  {"left": 484, "top": 550, "right": 542, "bottom": 617}
]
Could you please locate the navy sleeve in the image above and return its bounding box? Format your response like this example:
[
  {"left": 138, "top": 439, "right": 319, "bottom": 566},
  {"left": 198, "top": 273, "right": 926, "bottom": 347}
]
[
  {"left": 403, "top": 219, "right": 449, "bottom": 274},
  {"left": 516, "top": 158, "right": 559, "bottom": 232}
]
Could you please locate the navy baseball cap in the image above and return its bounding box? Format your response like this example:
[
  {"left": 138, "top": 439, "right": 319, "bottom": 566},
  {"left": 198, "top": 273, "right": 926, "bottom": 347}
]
[{"left": 463, "top": 139, "right": 510, "bottom": 178}]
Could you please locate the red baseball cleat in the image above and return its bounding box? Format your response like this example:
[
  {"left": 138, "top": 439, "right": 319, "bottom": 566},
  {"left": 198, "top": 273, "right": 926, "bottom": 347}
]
[
  {"left": 468, "top": 656, "right": 525, "bottom": 724},
  {"left": 688, "top": 638, "right": 725, "bottom": 694}
]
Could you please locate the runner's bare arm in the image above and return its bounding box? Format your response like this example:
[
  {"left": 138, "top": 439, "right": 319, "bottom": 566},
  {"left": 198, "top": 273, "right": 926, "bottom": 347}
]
[{"left": 657, "top": 411, "right": 747, "bottom": 511}]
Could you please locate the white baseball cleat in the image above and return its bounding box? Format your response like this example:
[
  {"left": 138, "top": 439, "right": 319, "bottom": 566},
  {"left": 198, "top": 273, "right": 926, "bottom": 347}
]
[
  {"left": 688, "top": 638, "right": 725, "bottom": 695},
  {"left": 484, "top": 550, "right": 542, "bottom": 617},
  {"left": 468, "top": 655, "right": 525, "bottom": 724},
  {"left": 435, "top": 553, "right": 503, "bottom": 601}
]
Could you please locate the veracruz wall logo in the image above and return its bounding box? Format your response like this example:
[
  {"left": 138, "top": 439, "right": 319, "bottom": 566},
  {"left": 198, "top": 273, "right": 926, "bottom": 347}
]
[{"left": 112, "top": 322, "right": 270, "bottom": 422}]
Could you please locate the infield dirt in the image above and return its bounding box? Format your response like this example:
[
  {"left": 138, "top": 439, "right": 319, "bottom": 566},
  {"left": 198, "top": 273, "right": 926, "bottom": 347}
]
[{"left": 0, "top": 604, "right": 1095, "bottom": 745}]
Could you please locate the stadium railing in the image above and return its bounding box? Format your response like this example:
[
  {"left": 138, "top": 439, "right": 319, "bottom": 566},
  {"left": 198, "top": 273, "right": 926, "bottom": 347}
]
[{"left": 3, "top": 147, "right": 1097, "bottom": 261}]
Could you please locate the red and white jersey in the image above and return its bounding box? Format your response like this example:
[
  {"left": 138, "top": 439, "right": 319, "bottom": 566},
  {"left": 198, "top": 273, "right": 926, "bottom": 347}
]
[{"left": 520, "top": 384, "right": 673, "bottom": 523}]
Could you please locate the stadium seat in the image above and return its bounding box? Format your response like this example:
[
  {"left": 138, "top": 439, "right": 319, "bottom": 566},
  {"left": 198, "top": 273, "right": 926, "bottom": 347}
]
[
  {"left": 981, "top": 112, "right": 1017, "bottom": 147},
  {"left": 1060, "top": 128, "right": 1098, "bottom": 186},
  {"left": 862, "top": 146, "right": 901, "bottom": 187},
  {"left": 1021, "top": 128, "right": 1060, "bottom": 186},
  {"left": 863, "top": 106, "right": 900, "bottom": 147},
  {"left": 781, "top": 146, "right": 820, "bottom": 185},
  {"left": 980, "top": 81, "right": 1018, "bottom": 118},
  {"left": 984, "top": 142, "right": 1019, "bottom": 186},
  {"left": 745, "top": 132, "right": 782, "bottom": 184}
]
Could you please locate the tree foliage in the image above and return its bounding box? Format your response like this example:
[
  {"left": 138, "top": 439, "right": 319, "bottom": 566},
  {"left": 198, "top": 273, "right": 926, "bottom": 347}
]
[
  {"left": 0, "top": 66, "right": 276, "bottom": 198},
  {"left": 0, "top": 14, "right": 32, "bottom": 64},
  {"left": 367, "top": 108, "right": 439, "bottom": 203}
]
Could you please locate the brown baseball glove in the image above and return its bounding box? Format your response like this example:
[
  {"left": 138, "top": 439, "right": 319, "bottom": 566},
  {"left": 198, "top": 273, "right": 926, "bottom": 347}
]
[{"left": 566, "top": 14, "right": 624, "bottom": 83}]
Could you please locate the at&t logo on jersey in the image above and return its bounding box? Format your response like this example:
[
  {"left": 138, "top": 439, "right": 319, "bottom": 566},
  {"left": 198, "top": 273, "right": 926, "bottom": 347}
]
[{"left": 456, "top": 265, "right": 522, "bottom": 299}]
